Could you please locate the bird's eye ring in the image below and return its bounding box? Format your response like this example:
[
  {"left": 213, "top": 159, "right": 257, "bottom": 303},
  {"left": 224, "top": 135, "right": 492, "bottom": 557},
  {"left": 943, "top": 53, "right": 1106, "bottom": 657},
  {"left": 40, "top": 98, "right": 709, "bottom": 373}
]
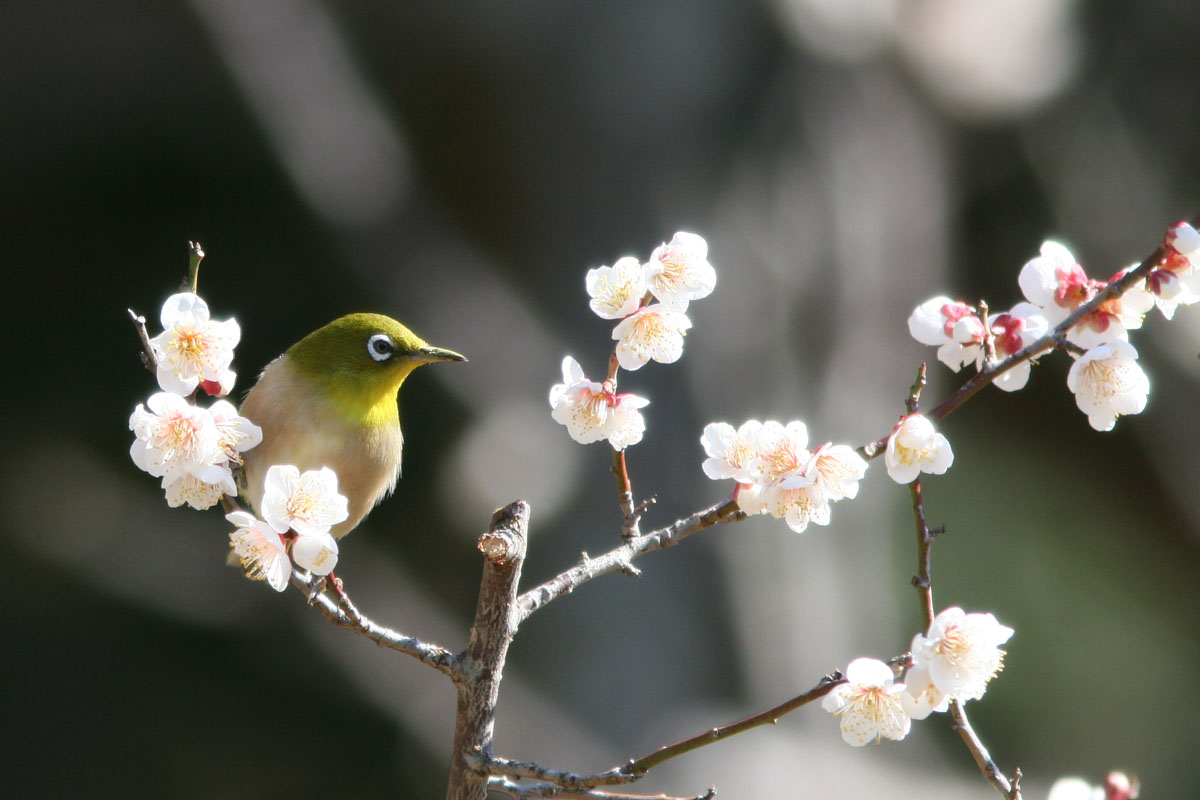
[{"left": 368, "top": 333, "right": 394, "bottom": 362}]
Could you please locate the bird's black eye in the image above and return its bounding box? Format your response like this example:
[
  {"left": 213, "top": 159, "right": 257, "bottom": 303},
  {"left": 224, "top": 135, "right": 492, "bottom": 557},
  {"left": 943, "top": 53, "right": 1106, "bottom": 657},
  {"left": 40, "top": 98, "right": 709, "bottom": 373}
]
[{"left": 367, "top": 333, "right": 394, "bottom": 362}]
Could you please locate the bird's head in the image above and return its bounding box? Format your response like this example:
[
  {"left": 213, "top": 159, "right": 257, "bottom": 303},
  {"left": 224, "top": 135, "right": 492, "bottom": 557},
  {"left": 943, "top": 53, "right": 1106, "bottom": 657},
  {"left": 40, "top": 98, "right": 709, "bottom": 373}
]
[{"left": 287, "top": 313, "right": 466, "bottom": 426}]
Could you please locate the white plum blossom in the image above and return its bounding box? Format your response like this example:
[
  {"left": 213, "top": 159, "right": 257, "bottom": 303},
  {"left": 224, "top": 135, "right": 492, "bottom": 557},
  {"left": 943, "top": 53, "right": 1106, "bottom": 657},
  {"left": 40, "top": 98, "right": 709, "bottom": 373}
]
[
  {"left": 260, "top": 465, "right": 350, "bottom": 537},
  {"left": 163, "top": 470, "right": 235, "bottom": 510},
  {"left": 1066, "top": 340, "right": 1150, "bottom": 431},
  {"left": 612, "top": 304, "right": 692, "bottom": 370},
  {"left": 1017, "top": 241, "right": 1145, "bottom": 348},
  {"left": 586, "top": 256, "right": 647, "bottom": 320},
  {"left": 549, "top": 356, "right": 649, "bottom": 450},
  {"left": 209, "top": 399, "right": 263, "bottom": 465},
  {"left": 1146, "top": 221, "right": 1200, "bottom": 319},
  {"left": 701, "top": 420, "right": 864, "bottom": 534},
  {"left": 149, "top": 292, "right": 240, "bottom": 396},
  {"left": 898, "top": 662, "right": 949, "bottom": 721},
  {"left": 645, "top": 232, "right": 716, "bottom": 310},
  {"left": 884, "top": 414, "right": 953, "bottom": 484},
  {"left": 804, "top": 443, "right": 868, "bottom": 503},
  {"left": 985, "top": 302, "right": 1048, "bottom": 391},
  {"left": 907, "top": 296, "right": 984, "bottom": 372},
  {"left": 700, "top": 420, "right": 764, "bottom": 483},
  {"left": 291, "top": 530, "right": 339, "bottom": 576},
  {"left": 909, "top": 607, "right": 1013, "bottom": 704},
  {"left": 129, "top": 392, "right": 225, "bottom": 484},
  {"left": 227, "top": 511, "right": 290, "bottom": 592},
  {"left": 822, "top": 658, "right": 911, "bottom": 747},
  {"left": 1046, "top": 778, "right": 1104, "bottom": 800}
]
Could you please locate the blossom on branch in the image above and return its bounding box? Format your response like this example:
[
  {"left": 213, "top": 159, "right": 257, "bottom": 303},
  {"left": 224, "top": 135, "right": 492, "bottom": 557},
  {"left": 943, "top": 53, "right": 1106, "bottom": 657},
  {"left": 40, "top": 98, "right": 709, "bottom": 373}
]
[
  {"left": 149, "top": 292, "right": 240, "bottom": 396},
  {"left": 1066, "top": 340, "right": 1149, "bottom": 431},
  {"left": 612, "top": 304, "right": 692, "bottom": 370},
  {"left": 549, "top": 356, "right": 648, "bottom": 450},
  {"left": 586, "top": 256, "right": 647, "bottom": 320},
  {"left": 822, "top": 657, "right": 911, "bottom": 746},
  {"left": 984, "top": 302, "right": 1048, "bottom": 391},
  {"left": 260, "top": 464, "right": 350, "bottom": 537},
  {"left": 907, "top": 607, "right": 1013, "bottom": 710},
  {"left": 884, "top": 414, "right": 953, "bottom": 484},
  {"left": 645, "top": 231, "right": 716, "bottom": 310},
  {"left": 290, "top": 529, "right": 339, "bottom": 576},
  {"left": 907, "top": 296, "right": 984, "bottom": 372},
  {"left": 227, "top": 510, "right": 290, "bottom": 592},
  {"left": 700, "top": 420, "right": 764, "bottom": 483},
  {"left": 1145, "top": 221, "right": 1200, "bottom": 319}
]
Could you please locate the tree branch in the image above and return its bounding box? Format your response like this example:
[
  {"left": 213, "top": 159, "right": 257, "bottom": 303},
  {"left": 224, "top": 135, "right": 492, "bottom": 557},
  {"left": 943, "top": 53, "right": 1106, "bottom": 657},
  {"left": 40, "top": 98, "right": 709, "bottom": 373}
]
[
  {"left": 858, "top": 239, "right": 1169, "bottom": 459},
  {"left": 447, "top": 501, "right": 531, "bottom": 800},
  {"left": 487, "top": 777, "right": 715, "bottom": 800},
  {"left": 514, "top": 499, "right": 742, "bottom": 625}
]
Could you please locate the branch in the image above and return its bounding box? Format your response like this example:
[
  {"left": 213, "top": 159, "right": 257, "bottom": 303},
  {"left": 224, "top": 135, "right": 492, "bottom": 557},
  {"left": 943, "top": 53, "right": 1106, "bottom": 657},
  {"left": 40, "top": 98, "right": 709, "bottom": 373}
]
[
  {"left": 858, "top": 238, "right": 1169, "bottom": 459},
  {"left": 290, "top": 572, "right": 462, "bottom": 679},
  {"left": 622, "top": 672, "right": 845, "bottom": 775},
  {"left": 908, "top": 479, "right": 937, "bottom": 629},
  {"left": 514, "top": 499, "right": 742, "bottom": 625},
  {"left": 950, "top": 701, "right": 1023, "bottom": 800},
  {"left": 184, "top": 240, "right": 204, "bottom": 293},
  {"left": 128, "top": 309, "right": 158, "bottom": 374},
  {"left": 447, "top": 501, "right": 531, "bottom": 800},
  {"left": 487, "top": 777, "right": 714, "bottom": 800},
  {"left": 611, "top": 448, "right": 645, "bottom": 539}
]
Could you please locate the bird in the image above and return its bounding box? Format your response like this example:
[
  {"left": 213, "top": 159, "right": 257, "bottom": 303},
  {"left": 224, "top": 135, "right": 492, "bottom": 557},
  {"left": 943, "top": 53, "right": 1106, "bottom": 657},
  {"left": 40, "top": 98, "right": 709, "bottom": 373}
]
[{"left": 236, "top": 313, "right": 465, "bottom": 538}]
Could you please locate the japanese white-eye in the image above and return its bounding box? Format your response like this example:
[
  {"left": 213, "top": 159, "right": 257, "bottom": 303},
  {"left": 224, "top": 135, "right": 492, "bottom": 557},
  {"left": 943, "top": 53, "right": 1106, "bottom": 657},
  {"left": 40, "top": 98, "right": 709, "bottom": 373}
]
[{"left": 237, "top": 313, "right": 465, "bottom": 538}]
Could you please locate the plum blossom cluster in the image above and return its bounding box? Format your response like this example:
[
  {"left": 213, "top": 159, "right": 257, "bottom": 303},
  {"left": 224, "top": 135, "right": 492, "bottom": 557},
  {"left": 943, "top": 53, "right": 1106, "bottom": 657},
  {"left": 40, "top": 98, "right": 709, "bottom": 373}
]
[
  {"left": 227, "top": 465, "right": 347, "bottom": 591},
  {"left": 550, "top": 232, "right": 715, "bottom": 450},
  {"left": 1047, "top": 772, "right": 1139, "bottom": 800},
  {"left": 700, "top": 420, "right": 868, "bottom": 532},
  {"left": 823, "top": 608, "right": 1013, "bottom": 746},
  {"left": 909, "top": 222, "right": 1200, "bottom": 431},
  {"left": 129, "top": 289, "right": 347, "bottom": 592},
  {"left": 129, "top": 292, "right": 261, "bottom": 510}
]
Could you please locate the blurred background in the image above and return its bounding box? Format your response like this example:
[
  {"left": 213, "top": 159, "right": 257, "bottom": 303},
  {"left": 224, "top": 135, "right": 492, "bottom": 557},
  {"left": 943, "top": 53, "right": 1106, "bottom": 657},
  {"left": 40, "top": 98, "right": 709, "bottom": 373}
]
[{"left": 4, "top": 1, "right": 1199, "bottom": 798}]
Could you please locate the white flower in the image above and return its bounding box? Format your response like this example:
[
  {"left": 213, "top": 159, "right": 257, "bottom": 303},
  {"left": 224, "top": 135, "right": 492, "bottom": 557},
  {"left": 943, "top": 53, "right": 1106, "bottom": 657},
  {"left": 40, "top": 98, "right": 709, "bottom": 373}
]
[
  {"left": 260, "top": 465, "right": 350, "bottom": 537},
  {"left": 227, "top": 511, "right": 291, "bottom": 592},
  {"left": 907, "top": 296, "right": 984, "bottom": 372},
  {"left": 1017, "top": 242, "right": 1141, "bottom": 348},
  {"left": 149, "top": 292, "right": 241, "bottom": 396},
  {"left": 1046, "top": 778, "right": 1104, "bottom": 800},
  {"left": 129, "top": 392, "right": 225, "bottom": 483},
  {"left": 645, "top": 232, "right": 716, "bottom": 310},
  {"left": 985, "top": 302, "right": 1048, "bottom": 392},
  {"left": 612, "top": 304, "right": 692, "bottom": 370},
  {"left": 885, "top": 414, "right": 953, "bottom": 484},
  {"left": 291, "top": 530, "right": 339, "bottom": 576},
  {"left": 700, "top": 420, "right": 764, "bottom": 483},
  {"left": 910, "top": 607, "right": 1013, "bottom": 703},
  {"left": 822, "top": 658, "right": 910, "bottom": 747},
  {"left": 746, "top": 421, "right": 824, "bottom": 533},
  {"left": 804, "top": 443, "right": 868, "bottom": 503},
  {"left": 1066, "top": 340, "right": 1149, "bottom": 431},
  {"left": 209, "top": 399, "right": 263, "bottom": 464},
  {"left": 549, "top": 357, "right": 649, "bottom": 450},
  {"left": 164, "top": 469, "right": 235, "bottom": 510},
  {"left": 586, "top": 256, "right": 647, "bottom": 320},
  {"left": 1147, "top": 222, "right": 1200, "bottom": 319},
  {"left": 763, "top": 484, "right": 830, "bottom": 533},
  {"left": 898, "top": 662, "right": 949, "bottom": 721}
]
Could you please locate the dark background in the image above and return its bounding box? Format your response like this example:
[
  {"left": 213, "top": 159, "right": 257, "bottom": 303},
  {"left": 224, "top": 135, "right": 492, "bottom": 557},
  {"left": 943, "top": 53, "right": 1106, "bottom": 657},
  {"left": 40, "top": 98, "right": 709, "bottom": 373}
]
[{"left": 4, "top": 2, "right": 1199, "bottom": 798}]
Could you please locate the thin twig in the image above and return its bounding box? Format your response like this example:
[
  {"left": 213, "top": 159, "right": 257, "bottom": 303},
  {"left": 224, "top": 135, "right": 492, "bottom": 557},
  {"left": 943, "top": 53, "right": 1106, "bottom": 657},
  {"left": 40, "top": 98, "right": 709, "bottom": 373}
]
[
  {"left": 858, "top": 239, "right": 1170, "bottom": 459},
  {"left": 487, "top": 778, "right": 715, "bottom": 800},
  {"left": 288, "top": 572, "right": 462, "bottom": 679},
  {"left": 185, "top": 240, "right": 204, "bottom": 294},
  {"left": 908, "top": 479, "right": 936, "bottom": 629},
  {"left": 128, "top": 309, "right": 158, "bottom": 373},
  {"left": 949, "top": 701, "right": 1022, "bottom": 800},
  {"left": 612, "top": 449, "right": 641, "bottom": 539},
  {"left": 621, "top": 672, "right": 844, "bottom": 776},
  {"left": 514, "top": 499, "right": 742, "bottom": 625}
]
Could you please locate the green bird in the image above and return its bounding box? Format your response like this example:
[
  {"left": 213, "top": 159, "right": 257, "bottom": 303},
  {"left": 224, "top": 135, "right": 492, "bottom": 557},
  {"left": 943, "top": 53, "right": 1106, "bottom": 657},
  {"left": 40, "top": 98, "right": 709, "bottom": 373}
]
[{"left": 237, "top": 313, "right": 466, "bottom": 538}]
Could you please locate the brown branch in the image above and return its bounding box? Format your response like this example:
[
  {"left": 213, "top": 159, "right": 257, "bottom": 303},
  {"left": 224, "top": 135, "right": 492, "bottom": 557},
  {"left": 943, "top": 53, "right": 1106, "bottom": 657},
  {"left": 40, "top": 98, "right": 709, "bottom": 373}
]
[
  {"left": 612, "top": 449, "right": 647, "bottom": 539},
  {"left": 514, "top": 499, "right": 742, "bottom": 625},
  {"left": 949, "top": 701, "right": 1022, "bottom": 800},
  {"left": 487, "top": 777, "right": 715, "bottom": 800},
  {"left": 858, "top": 238, "right": 1170, "bottom": 459},
  {"left": 447, "top": 501, "right": 531, "bottom": 800},
  {"left": 184, "top": 240, "right": 204, "bottom": 294},
  {"left": 128, "top": 309, "right": 158, "bottom": 374},
  {"left": 623, "top": 672, "right": 845, "bottom": 776},
  {"left": 909, "top": 479, "right": 936, "bottom": 630}
]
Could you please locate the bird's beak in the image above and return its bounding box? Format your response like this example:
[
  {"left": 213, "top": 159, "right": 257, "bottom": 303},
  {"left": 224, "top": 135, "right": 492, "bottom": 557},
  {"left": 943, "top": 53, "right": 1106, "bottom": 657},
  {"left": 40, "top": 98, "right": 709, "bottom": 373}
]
[{"left": 416, "top": 345, "right": 467, "bottom": 364}]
